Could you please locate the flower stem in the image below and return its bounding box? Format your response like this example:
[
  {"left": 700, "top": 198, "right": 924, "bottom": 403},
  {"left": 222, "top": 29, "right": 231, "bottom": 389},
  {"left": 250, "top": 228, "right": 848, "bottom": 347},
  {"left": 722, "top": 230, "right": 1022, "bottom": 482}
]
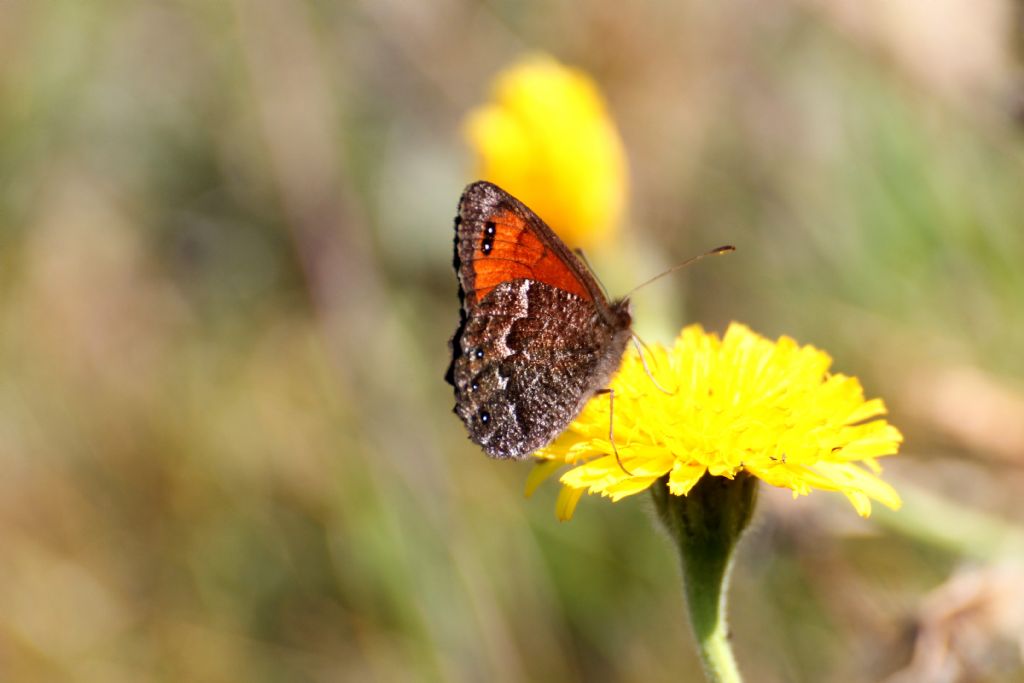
[{"left": 652, "top": 473, "right": 757, "bottom": 683}]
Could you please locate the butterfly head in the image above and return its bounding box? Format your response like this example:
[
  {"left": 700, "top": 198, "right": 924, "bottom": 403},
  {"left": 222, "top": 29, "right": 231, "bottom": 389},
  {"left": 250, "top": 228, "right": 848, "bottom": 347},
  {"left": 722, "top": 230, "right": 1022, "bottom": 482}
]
[{"left": 610, "top": 297, "right": 632, "bottom": 328}]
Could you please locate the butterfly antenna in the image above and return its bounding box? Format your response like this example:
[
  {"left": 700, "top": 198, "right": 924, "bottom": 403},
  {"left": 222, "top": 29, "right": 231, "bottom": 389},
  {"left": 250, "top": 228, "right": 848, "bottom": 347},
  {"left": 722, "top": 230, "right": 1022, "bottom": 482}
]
[
  {"left": 631, "top": 335, "right": 673, "bottom": 395},
  {"left": 623, "top": 245, "right": 735, "bottom": 299},
  {"left": 574, "top": 248, "right": 611, "bottom": 300}
]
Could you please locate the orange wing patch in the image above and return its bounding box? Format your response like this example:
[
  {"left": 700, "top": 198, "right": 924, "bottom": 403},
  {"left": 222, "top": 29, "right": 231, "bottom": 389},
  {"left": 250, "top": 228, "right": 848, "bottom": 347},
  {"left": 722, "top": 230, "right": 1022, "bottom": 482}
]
[{"left": 470, "top": 209, "right": 592, "bottom": 304}]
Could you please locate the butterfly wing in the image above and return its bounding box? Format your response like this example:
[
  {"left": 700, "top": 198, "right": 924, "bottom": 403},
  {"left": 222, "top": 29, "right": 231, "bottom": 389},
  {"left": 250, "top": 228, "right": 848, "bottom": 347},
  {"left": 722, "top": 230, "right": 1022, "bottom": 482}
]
[
  {"left": 446, "top": 182, "right": 632, "bottom": 459},
  {"left": 450, "top": 279, "right": 632, "bottom": 459},
  {"left": 452, "top": 181, "right": 602, "bottom": 307}
]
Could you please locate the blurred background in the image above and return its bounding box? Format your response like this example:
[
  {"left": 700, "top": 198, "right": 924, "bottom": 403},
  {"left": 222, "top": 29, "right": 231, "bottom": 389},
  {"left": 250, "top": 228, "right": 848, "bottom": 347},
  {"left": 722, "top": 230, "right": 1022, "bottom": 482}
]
[{"left": 2, "top": 1, "right": 1024, "bottom": 681}]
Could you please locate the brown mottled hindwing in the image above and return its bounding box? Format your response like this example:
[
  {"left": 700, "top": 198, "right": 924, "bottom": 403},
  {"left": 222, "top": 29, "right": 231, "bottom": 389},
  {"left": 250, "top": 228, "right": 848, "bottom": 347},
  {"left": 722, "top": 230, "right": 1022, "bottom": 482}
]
[{"left": 450, "top": 279, "right": 632, "bottom": 459}]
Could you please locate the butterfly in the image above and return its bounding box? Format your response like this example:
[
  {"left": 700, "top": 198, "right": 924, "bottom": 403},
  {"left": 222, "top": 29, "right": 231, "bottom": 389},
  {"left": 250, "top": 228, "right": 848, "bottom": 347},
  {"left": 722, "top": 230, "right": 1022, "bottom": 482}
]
[{"left": 445, "top": 181, "right": 633, "bottom": 459}]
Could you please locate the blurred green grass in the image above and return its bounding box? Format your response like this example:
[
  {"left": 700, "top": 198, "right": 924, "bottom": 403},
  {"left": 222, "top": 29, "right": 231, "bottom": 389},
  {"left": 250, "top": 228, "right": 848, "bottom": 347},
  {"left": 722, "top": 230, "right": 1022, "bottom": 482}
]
[{"left": 1, "top": 2, "right": 1023, "bottom": 682}]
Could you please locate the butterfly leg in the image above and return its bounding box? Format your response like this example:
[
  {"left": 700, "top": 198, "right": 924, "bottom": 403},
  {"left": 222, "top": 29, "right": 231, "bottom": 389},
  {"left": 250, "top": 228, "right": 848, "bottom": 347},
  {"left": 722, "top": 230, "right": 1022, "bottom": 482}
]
[
  {"left": 596, "top": 388, "right": 633, "bottom": 476},
  {"left": 631, "top": 335, "right": 673, "bottom": 395}
]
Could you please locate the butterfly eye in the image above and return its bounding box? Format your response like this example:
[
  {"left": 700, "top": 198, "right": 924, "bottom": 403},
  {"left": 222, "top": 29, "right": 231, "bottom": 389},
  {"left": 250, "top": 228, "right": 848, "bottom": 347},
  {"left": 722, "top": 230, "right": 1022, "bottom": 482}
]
[
  {"left": 471, "top": 380, "right": 480, "bottom": 391},
  {"left": 475, "top": 348, "right": 485, "bottom": 360},
  {"left": 479, "top": 410, "right": 490, "bottom": 424}
]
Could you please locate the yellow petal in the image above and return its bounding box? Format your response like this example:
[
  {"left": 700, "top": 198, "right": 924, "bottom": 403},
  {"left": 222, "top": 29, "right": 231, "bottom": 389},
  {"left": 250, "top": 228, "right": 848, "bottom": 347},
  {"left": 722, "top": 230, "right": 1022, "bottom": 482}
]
[
  {"left": 525, "top": 459, "right": 564, "bottom": 498},
  {"left": 532, "top": 323, "right": 903, "bottom": 519}
]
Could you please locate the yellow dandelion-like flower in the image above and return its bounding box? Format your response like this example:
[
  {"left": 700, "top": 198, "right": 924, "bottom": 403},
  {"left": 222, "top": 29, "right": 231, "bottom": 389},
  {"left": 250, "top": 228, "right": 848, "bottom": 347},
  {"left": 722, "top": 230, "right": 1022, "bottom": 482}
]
[
  {"left": 530, "top": 323, "right": 904, "bottom": 521},
  {"left": 463, "top": 54, "right": 628, "bottom": 249}
]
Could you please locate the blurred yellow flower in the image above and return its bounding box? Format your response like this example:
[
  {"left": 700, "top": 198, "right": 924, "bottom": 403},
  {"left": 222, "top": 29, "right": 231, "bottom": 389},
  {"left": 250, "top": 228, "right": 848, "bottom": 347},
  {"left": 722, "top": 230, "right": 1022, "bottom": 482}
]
[
  {"left": 528, "top": 323, "right": 904, "bottom": 521},
  {"left": 463, "top": 55, "right": 628, "bottom": 249}
]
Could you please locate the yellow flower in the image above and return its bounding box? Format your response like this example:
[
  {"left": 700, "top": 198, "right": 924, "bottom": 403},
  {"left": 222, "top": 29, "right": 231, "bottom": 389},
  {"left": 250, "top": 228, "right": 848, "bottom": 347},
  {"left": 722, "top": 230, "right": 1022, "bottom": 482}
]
[
  {"left": 463, "top": 55, "right": 627, "bottom": 249},
  {"left": 529, "top": 323, "right": 904, "bottom": 521}
]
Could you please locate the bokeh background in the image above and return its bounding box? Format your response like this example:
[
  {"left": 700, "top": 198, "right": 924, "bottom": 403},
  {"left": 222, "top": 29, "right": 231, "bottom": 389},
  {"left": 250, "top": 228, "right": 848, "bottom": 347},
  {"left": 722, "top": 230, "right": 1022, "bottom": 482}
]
[{"left": 2, "top": 1, "right": 1024, "bottom": 681}]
